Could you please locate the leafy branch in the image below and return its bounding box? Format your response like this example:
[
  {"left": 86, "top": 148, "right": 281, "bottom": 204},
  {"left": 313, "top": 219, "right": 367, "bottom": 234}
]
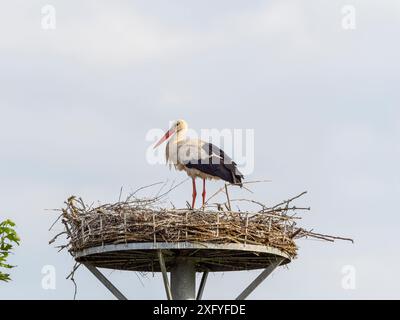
[{"left": 0, "top": 219, "right": 20, "bottom": 282}]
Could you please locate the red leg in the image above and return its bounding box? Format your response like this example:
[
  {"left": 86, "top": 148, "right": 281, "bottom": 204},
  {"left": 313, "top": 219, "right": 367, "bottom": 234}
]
[
  {"left": 202, "top": 179, "right": 206, "bottom": 207},
  {"left": 191, "top": 178, "right": 197, "bottom": 209}
]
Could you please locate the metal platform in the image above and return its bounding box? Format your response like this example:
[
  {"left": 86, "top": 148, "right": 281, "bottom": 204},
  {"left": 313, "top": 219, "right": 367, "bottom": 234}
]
[
  {"left": 75, "top": 242, "right": 291, "bottom": 300},
  {"left": 75, "top": 242, "right": 291, "bottom": 272}
]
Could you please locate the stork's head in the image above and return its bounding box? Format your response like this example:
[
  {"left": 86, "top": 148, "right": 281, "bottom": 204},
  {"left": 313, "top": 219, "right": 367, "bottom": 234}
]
[{"left": 153, "top": 119, "right": 188, "bottom": 149}]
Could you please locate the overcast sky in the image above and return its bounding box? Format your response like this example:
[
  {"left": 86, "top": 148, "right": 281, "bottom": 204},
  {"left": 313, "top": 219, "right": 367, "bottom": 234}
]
[{"left": 0, "top": 0, "right": 399, "bottom": 299}]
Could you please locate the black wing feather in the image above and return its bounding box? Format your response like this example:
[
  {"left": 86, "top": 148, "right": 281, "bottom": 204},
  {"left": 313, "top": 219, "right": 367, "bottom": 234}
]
[{"left": 185, "top": 143, "right": 244, "bottom": 186}]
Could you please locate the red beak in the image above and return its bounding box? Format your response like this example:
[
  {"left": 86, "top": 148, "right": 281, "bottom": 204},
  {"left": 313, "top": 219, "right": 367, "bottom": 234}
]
[{"left": 153, "top": 128, "right": 175, "bottom": 149}]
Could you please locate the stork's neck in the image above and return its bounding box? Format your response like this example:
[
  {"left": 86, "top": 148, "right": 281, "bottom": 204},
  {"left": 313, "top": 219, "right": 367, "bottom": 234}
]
[{"left": 174, "top": 128, "right": 187, "bottom": 143}]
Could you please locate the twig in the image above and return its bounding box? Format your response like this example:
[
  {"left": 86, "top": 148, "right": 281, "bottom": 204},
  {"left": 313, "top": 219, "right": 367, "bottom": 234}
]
[
  {"left": 224, "top": 184, "right": 232, "bottom": 211},
  {"left": 271, "top": 191, "right": 308, "bottom": 209},
  {"left": 48, "top": 213, "right": 63, "bottom": 231}
]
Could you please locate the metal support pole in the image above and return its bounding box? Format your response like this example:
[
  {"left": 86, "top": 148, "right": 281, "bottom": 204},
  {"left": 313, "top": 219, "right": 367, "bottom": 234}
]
[
  {"left": 196, "top": 271, "right": 209, "bottom": 300},
  {"left": 236, "top": 258, "right": 284, "bottom": 300},
  {"left": 83, "top": 263, "right": 128, "bottom": 300},
  {"left": 158, "top": 250, "right": 173, "bottom": 300},
  {"left": 170, "top": 258, "right": 196, "bottom": 300}
]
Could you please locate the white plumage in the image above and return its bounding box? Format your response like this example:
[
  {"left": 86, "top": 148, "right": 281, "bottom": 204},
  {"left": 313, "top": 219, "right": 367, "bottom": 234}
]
[{"left": 154, "top": 119, "right": 243, "bottom": 209}]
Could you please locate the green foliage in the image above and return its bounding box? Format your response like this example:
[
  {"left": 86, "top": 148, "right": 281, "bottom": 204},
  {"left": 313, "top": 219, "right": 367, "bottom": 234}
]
[{"left": 0, "top": 219, "right": 20, "bottom": 282}]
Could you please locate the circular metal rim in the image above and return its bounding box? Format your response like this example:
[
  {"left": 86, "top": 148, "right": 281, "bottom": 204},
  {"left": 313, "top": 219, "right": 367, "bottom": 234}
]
[
  {"left": 75, "top": 242, "right": 291, "bottom": 260},
  {"left": 74, "top": 241, "right": 291, "bottom": 269}
]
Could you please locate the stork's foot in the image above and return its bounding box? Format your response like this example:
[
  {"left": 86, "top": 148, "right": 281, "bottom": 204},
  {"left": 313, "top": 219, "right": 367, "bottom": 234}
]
[{"left": 201, "top": 192, "right": 206, "bottom": 208}]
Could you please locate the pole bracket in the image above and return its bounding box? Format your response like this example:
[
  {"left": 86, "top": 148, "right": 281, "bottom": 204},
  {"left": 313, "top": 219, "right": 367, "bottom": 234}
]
[
  {"left": 236, "top": 258, "right": 284, "bottom": 300},
  {"left": 158, "top": 250, "right": 173, "bottom": 300},
  {"left": 83, "top": 263, "right": 128, "bottom": 300}
]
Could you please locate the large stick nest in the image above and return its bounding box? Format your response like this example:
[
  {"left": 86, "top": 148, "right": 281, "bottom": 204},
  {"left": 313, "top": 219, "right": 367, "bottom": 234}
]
[{"left": 51, "top": 182, "right": 352, "bottom": 260}]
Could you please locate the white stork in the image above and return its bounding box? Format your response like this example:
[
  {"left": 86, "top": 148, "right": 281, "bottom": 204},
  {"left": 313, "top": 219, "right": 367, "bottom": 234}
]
[{"left": 153, "top": 119, "right": 244, "bottom": 209}]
